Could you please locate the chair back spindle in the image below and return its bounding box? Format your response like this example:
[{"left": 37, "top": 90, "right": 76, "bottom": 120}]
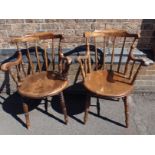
[
  {"left": 102, "top": 36, "right": 106, "bottom": 69},
  {"left": 117, "top": 37, "right": 126, "bottom": 73},
  {"left": 25, "top": 42, "right": 35, "bottom": 74},
  {"left": 34, "top": 42, "right": 42, "bottom": 72},
  {"left": 110, "top": 36, "right": 116, "bottom": 71},
  {"left": 52, "top": 39, "right": 55, "bottom": 71}
]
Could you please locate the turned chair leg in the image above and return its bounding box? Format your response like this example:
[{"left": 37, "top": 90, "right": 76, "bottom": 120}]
[
  {"left": 59, "top": 92, "right": 68, "bottom": 124},
  {"left": 22, "top": 102, "right": 30, "bottom": 129},
  {"left": 97, "top": 98, "right": 100, "bottom": 116},
  {"left": 123, "top": 96, "right": 129, "bottom": 128},
  {"left": 84, "top": 95, "right": 91, "bottom": 124},
  {"left": 44, "top": 98, "right": 48, "bottom": 112}
]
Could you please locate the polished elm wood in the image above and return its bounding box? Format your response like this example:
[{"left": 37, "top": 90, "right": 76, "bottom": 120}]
[
  {"left": 84, "top": 70, "right": 133, "bottom": 98},
  {"left": 123, "top": 96, "right": 129, "bottom": 128},
  {"left": 84, "top": 94, "right": 91, "bottom": 124},
  {"left": 77, "top": 29, "right": 149, "bottom": 127},
  {"left": 59, "top": 92, "right": 68, "bottom": 123},
  {"left": 1, "top": 32, "right": 72, "bottom": 128},
  {"left": 23, "top": 102, "right": 30, "bottom": 129},
  {"left": 18, "top": 71, "right": 68, "bottom": 99}
]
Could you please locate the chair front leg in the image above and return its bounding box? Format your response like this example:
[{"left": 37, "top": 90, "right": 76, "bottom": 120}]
[
  {"left": 84, "top": 94, "right": 91, "bottom": 124},
  {"left": 123, "top": 96, "right": 129, "bottom": 128},
  {"left": 59, "top": 92, "right": 68, "bottom": 124},
  {"left": 22, "top": 101, "right": 30, "bottom": 129}
]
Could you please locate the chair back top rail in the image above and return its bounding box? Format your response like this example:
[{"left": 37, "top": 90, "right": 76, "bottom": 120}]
[
  {"left": 84, "top": 29, "right": 139, "bottom": 38},
  {"left": 11, "top": 32, "right": 63, "bottom": 43}
]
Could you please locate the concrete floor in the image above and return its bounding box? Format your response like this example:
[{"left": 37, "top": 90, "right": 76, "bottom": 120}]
[{"left": 0, "top": 92, "right": 155, "bottom": 135}]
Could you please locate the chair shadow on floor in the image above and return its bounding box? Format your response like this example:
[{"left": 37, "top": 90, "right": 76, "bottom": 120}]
[
  {"left": 51, "top": 92, "right": 86, "bottom": 124},
  {"left": 45, "top": 90, "right": 126, "bottom": 127},
  {"left": 0, "top": 91, "right": 87, "bottom": 128},
  {"left": 0, "top": 44, "right": 126, "bottom": 128},
  {"left": 0, "top": 91, "right": 126, "bottom": 128},
  {"left": 89, "top": 111, "right": 126, "bottom": 128},
  {"left": 0, "top": 92, "right": 41, "bottom": 128}
]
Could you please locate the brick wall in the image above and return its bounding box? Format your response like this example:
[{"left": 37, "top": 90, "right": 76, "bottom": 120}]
[
  {"left": 0, "top": 19, "right": 155, "bottom": 49},
  {"left": 0, "top": 19, "right": 155, "bottom": 93}
]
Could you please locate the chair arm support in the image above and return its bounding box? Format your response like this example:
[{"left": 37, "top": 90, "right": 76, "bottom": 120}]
[
  {"left": 0, "top": 52, "right": 22, "bottom": 72},
  {"left": 77, "top": 55, "right": 89, "bottom": 80},
  {"left": 77, "top": 55, "right": 89, "bottom": 62},
  {"left": 59, "top": 53, "right": 72, "bottom": 80}
]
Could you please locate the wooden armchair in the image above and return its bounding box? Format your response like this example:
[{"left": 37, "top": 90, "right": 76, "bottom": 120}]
[
  {"left": 77, "top": 29, "right": 150, "bottom": 128},
  {"left": 1, "top": 32, "right": 72, "bottom": 129}
]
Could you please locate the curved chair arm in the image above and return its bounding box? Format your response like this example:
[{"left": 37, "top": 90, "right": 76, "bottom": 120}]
[
  {"left": 129, "top": 46, "right": 153, "bottom": 66},
  {"left": 1, "top": 52, "right": 22, "bottom": 72},
  {"left": 59, "top": 52, "right": 72, "bottom": 80},
  {"left": 77, "top": 55, "right": 89, "bottom": 80},
  {"left": 1, "top": 52, "right": 23, "bottom": 87},
  {"left": 129, "top": 46, "right": 154, "bottom": 84}
]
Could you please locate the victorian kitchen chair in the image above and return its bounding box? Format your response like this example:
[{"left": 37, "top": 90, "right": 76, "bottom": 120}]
[
  {"left": 1, "top": 32, "right": 72, "bottom": 129},
  {"left": 77, "top": 29, "right": 149, "bottom": 128}
]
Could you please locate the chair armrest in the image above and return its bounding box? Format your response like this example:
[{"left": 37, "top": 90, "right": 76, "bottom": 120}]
[
  {"left": 129, "top": 47, "right": 154, "bottom": 66},
  {"left": 130, "top": 56, "right": 153, "bottom": 66},
  {"left": 1, "top": 52, "right": 22, "bottom": 72}
]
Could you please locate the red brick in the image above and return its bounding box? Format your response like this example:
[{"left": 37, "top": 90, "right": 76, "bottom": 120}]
[
  {"left": 6, "top": 19, "right": 24, "bottom": 24},
  {"left": 0, "top": 24, "right": 12, "bottom": 30},
  {"left": 25, "top": 19, "right": 45, "bottom": 23},
  {"left": 0, "top": 30, "right": 7, "bottom": 37},
  {"left": 0, "top": 19, "right": 6, "bottom": 24},
  {"left": 41, "top": 23, "right": 63, "bottom": 30}
]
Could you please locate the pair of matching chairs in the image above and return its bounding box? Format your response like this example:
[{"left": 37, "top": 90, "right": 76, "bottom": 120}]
[{"left": 1, "top": 30, "right": 148, "bottom": 129}]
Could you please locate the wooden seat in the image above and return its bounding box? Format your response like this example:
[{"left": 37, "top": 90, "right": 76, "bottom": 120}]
[
  {"left": 77, "top": 29, "right": 150, "bottom": 127},
  {"left": 1, "top": 32, "right": 72, "bottom": 129},
  {"left": 18, "top": 71, "right": 68, "bottom": 99},
  {"left": 84, "top": 70, "right": 133, "bottom": 98}
]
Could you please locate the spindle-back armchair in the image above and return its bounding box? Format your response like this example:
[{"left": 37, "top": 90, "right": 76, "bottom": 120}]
[
  {"left": 77, "top": 29, "right": 149, "bottom": 127},
  {"left": 1, "top": 32, "right": 72, "bottom": 128}
]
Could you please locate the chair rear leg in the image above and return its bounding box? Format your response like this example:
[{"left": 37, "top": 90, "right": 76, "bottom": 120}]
[
  {"left": 22, "top": 101, "right": 30, "bottom": 129},
  {"left": 84, "top": 94, "right": 91, "bottom": 124},
  {"left": 123, "top": 96, "right": 129, "bottom": 128},
  {"left": 44, "top": 97, "right": 48, "bottom": 112},
  {"left": 97, "top": 98, "right": 100, "bottom": 116},
  {"left": 59, "top": 92, "right": 68, "bottom": 124}
]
